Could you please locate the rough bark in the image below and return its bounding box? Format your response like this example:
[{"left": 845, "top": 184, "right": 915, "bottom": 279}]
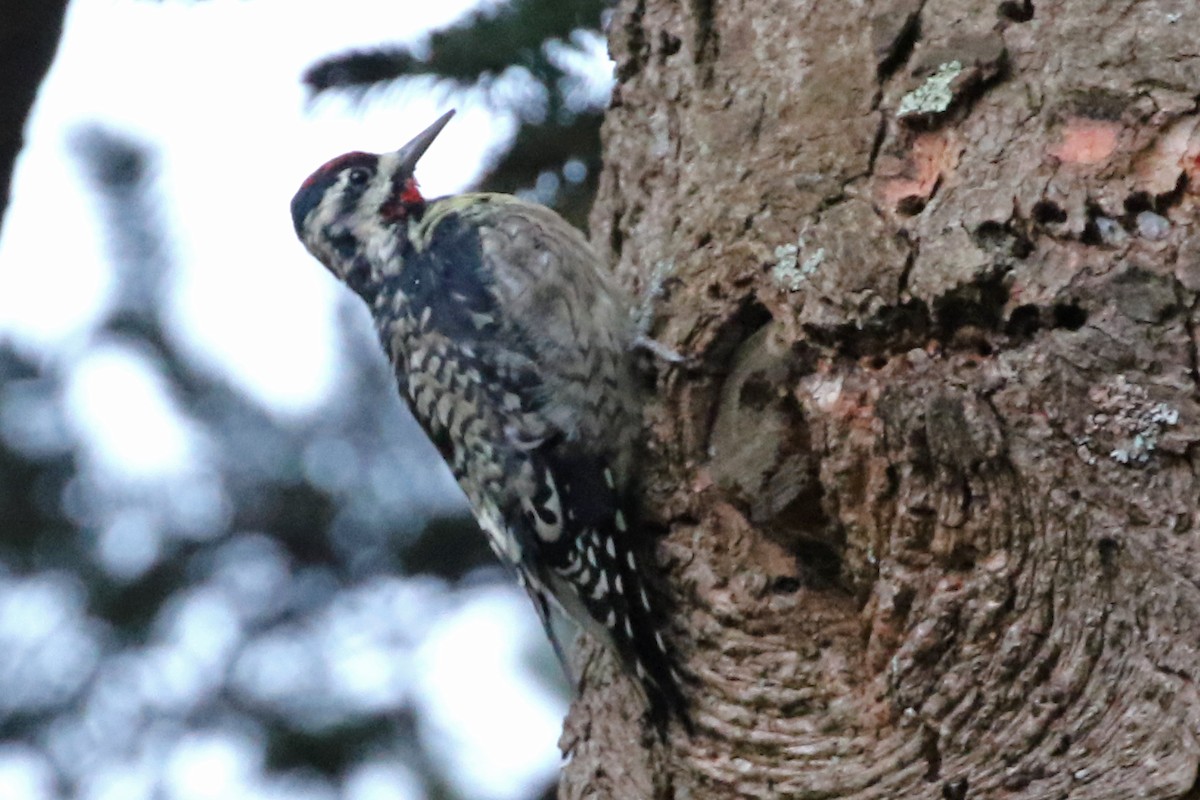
[{"left": 563, "top": 0, "right": 1200, "bottom": 797}]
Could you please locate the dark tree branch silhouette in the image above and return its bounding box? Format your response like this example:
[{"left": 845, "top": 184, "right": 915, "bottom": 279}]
[{"left": 0, "top": 0, "right": 69, "bottom": 228}]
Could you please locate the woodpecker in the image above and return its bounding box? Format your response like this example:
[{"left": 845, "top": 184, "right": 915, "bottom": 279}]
[{"left": 291, "top": 110, "right": 687, "bottom": 726}]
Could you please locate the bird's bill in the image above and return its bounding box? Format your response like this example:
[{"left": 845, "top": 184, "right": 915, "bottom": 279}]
[{"left": 394, "top": 110, "right": 456, "bottom": 173}]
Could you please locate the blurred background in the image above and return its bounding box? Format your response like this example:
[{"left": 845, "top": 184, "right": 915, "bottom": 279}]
[{"left": 0, "top": 0, "right": 612, "bottom": 798}]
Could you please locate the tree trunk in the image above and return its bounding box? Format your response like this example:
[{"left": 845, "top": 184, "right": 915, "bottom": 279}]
[
  {"left": 561, "top": 0, "right": 1200, "bottom": 797},
  {"left": 0, "top": 0, "right": 69, "bottom": 230}
]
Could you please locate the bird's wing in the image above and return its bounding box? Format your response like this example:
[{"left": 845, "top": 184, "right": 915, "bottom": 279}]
[
  {"left": 397, "top": 199, "right": 686, "bottom": 723},
  {"left": 415, "top": 194, "right": 639, "bottom": 448}
]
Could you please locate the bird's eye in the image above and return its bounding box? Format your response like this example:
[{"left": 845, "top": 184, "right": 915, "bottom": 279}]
[{"left": 347, "top": 168, "right": 371, "bottom": 186}]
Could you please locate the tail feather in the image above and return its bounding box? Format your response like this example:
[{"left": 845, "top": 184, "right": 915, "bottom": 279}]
[
  {"left": 622, "top": 566, "right": 692, "bottom": 734},
  {"left": 517, "top": 447, "right": 691, "bottom": 732}
]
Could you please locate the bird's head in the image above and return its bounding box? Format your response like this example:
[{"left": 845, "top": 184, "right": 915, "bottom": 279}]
[{"left": 291, "top": 110, "right": 454, "bottom": 294}]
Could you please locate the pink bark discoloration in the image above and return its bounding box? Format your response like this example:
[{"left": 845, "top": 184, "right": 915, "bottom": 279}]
[
  {"left": 876, "top": 131, "right": 959, "bottom": 212},
  {"left": 1050, "top": 118, "right": 1121, "bottom": 165}
]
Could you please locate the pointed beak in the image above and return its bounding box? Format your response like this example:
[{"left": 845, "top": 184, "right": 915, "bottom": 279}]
[{"left": 394, "top": 109, "right": 455, "bottom": 173}]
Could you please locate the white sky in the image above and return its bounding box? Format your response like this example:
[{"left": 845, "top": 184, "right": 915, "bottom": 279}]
[
  {"left": 0, "top": 0, "right": 507, "bottom": 414},
  {"left": 0, "top": 0, "right": 607, "bottom": 797},
  {"left": 0, "top": 0, "right": 516, "bottom": 481}
]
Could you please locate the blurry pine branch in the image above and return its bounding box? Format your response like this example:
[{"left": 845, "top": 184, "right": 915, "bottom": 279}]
[
  {"left": 0, "top": 4, "right": 577, "bottom": 796},
  {"left": 0, "top": 125, "right": 518, "bottom": 799},
  {"left": 304, "top": 0, "right": 607, "bottom": 88},
  {"left": 302, "top": 0, "right": 611, "bottom": 228}
]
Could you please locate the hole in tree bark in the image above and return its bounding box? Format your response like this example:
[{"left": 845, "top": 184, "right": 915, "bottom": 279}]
[
  {"left": 922, "top": 726, "right": 942, "bottom": 780},
  {"left": 1006, "top": 304, "right": 1042, "bottom": 338},
  {"left": 942, "top": 778, "right": 970, "bottom": 800},
  {"left": 1124, "top": 191, "right": 1153, "bottom": 216},
  {"left": 973, "top": 219, "right": 1007, "bottom": 245},
  {"left": 998, "top": 0, "right": 1034, "bottom": 21},
  {"left": 1155, "top": 171, "right": 1188, "bottom": 212},
  {"left": 658, "top": 31, "right": 682, "bottom": 59},
  {"left": 1097, "top": 536, "right": 1120, "bottom": 568},
  {"left": 947, "top": 544, "right": 979, "bottom": 572},
  {"left": 1032, "top": 199, "right": 1067, "bottom": 224},
  {"left": 771, "top": 575, "right": 801, "bottom": 594},
  {"left": 974, "top": 219, "right": 1034, "bottom": 259},
  {"left": 897, "top": 195, "right": 928, "bottom": 216},
  {"left": 1010, "top": 230, "right": 1034, "bottom": 258},
  {"left": 1052, "top": 303, "right": 1087, "bottom": 330},
  {"left": 805, "top": 299, "right": 932, "bottom": 360},
  {"left": 883, "top": 464, "right": 901, "bottom": 499},
  {"left": 608, "top": 211, "right": 624, "bottom": 259},
  {"left": 969, "top": 219, "right": 1008, "bottom": 244},
  {"left": 794, "top": 539, "right": 842, "bottom": 588},
  {"left": 933, "top": 271, "right": 1008, "bottom": 338}
]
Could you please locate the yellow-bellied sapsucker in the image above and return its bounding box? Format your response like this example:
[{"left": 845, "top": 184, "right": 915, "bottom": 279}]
[{"left": 290, "top": 111, "right": 686, "bottom": 726}]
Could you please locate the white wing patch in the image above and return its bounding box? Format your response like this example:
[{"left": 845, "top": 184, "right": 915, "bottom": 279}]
[
  {"left": 476, "top": 504, "right": 522, "bottom": 564},
  {"left": 520, "top": 469, "right": 564, "bottom": 543}
]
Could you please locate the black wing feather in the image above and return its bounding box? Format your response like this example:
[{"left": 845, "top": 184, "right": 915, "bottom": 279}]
[{"left": 396, "top": 208, "right": 688, "bottom": 728}]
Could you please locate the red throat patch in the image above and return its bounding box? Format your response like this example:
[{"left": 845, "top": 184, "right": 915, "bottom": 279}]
[
  {"left": 381, "top": 176, "right": 426, "bottom": 222},
  {"left": 400, "top": 177, "right": 424, "bottom": 205}
]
